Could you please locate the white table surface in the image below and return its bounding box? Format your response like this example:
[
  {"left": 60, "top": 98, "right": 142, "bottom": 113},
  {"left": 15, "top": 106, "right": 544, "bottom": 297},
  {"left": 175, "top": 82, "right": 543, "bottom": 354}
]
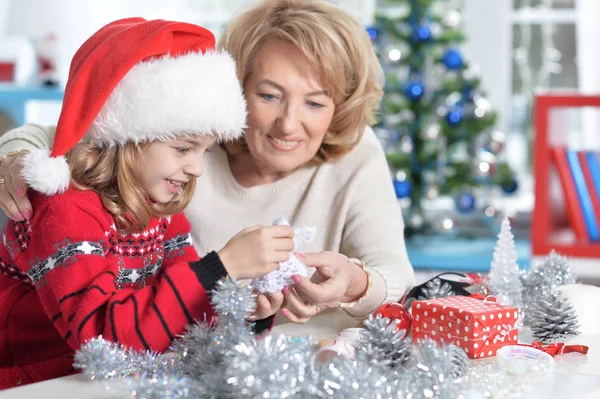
[{"left": 2, "top": 319, "right": 600, "bottom": 399}]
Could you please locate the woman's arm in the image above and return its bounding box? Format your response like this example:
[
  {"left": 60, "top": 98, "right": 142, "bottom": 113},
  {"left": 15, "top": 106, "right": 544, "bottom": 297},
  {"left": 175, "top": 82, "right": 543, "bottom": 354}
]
[
  {"left": 11, "top": 195, "right": 226, "bottom": 352},
  {"left": 0, "top": 124, "right": 56, "bottom": 219},
  {"left": 336, "top": 136, "right": 416, "bottom": 315},
  {"left": 283, "top": 131, "right": 416, "bottom": 322},
  {"left": 0, "top": 123, "right": 55, "bottom": 156}
]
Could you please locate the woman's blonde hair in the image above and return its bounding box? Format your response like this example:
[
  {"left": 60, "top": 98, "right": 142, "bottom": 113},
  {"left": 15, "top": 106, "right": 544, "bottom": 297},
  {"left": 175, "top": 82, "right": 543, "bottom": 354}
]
[
  {"left": 219, "top": 0, "right": 384, "bottom": 163},
  {"left": 67, "top": 142, "right": 196, "bottom": 233}
]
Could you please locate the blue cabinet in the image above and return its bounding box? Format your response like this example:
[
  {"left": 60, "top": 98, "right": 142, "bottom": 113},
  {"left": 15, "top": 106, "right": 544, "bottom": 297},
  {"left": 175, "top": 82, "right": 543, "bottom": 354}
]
[
  {"left": 406, "top": 235, "right": 531, "bottom": 272},
  {"left": 0, "top": 86, "right": 64, "bottom": 128}
]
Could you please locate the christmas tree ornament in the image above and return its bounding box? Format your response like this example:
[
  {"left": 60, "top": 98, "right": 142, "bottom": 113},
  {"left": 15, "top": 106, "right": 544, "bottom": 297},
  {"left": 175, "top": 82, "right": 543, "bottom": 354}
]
[
  {"left": 473, "top": 149, "right": 497, "bottom": 180},
  {"left": 473, "top": 97, "right": 491, "bottom": 119},
  {"left": 445, "top": 91, "right": 462, "bottom": 107},
  {"left": 366, "top": 26, "right": 379, "bottom": 41},
  {"left": 445, "top": 105, "right": 464, "bottom": 127},
  {"left": 393, "top": 175, "right": 411, "bottom": 199},
  {"left": 455, "top": 190, "right": 476, "bottom": 213},
  {"left": 501, "top": 178, "right": 519, "bottom": 194},
  {"left": 529, "top": 289, "right": 580, "bottom": 344},
  {"left": 398, "top": 108, "right": 416, "bottom": 123},
  {"left": 433, "top": 214, "right": 457, "bottom": 236},
  {"left": 488, "top": 129, "right": 506, "bottom": 154},
  {"left": 408, "top": 209, "right": 425, "bottom": 229},
  {"left": 403, "top": 80, "right": 425, "bottom": 101},
  {"left": 387, "top": 46, "right": 402, "bottom": 62},
  {"left": 425, "top": 183, "right": 440, "bottom": 200},
  {"left": 420, "top": 122, "right": 442, "bottom": 140},
  {"left": 441, "top": 48, "right": 464, "bottom": 70},
  {"left": 487, "top": 216, "right": 523, "bottom": 309},
  {"left": 398, "top": 134, "right": 414, "bottom": 153},
  {"left": 442, "top": 10, "right": 462, "bottom": 28},
  {"left": 373, "top": 303, "right": 412, "bottom": 337},
  {"left": 252, "top": 217, "right": 315, "bottom": 293},
  {"left": 411, "top": 24, "right": 432, "bottom": 43}
]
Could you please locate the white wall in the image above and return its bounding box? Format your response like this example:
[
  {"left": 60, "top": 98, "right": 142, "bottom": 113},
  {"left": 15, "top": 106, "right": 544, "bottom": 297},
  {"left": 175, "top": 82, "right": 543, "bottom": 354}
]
[
  {"left": 4, "top": 0, "right": 209, "bottom": 84},
  {"left": 461, "top": 0, "right": 511, "bottom": 136}
]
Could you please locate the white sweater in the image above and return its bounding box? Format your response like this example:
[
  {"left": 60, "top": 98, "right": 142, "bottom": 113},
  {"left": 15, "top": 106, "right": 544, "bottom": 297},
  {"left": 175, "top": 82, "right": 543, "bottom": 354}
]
[{"left": 0, "top": 124, "right": 416, "bottom": 337}]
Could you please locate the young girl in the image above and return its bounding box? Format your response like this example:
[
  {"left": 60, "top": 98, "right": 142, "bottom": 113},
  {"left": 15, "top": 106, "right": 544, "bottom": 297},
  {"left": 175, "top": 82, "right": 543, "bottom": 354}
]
[{"left": 0, "top": 18, "right": 293, "bottom": 389}]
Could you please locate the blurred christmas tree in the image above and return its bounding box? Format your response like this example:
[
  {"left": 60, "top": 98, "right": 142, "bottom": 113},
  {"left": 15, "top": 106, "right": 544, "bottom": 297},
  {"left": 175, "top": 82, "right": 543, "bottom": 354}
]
[{"left": 369, "top": 0, "right": 517, "bottom": 236}]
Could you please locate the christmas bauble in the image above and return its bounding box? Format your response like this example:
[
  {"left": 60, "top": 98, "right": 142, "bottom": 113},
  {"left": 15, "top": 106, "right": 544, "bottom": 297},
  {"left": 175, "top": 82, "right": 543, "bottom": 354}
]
[
  {"left": 456, "top": 191, "right": 476, "bottom": 213},
  {"left": 442, "top": 10, "right": 462, "bottom": 28},
  {"left": 366, "top": 26, "right": 379, "bottom": 41},
  {"left": 441, "top": 48, "right": 464, "bottom": 70},
  {"left": 420, "top": 122, "right": 442, "bottom": 140},
  {"left": 501, "top": 178, "right": 519, "bottom": 194},
  {"left": 488, "top": 130, "right": 506, "bottom": 154},
  {"left": 403, "top": 81, "right": 425, "bottom": 101},
  {"left": 433, "top": 214, "right": 457, "bottom": 236},
  {"left": 393, "top": 178, "right": 411, "bottom": 199},
  {"left": 411, "top": 24, "right": 432, "bottom": 43},
  {"left": 398, "top": 135, "right": 414, "bottom": 153},
  {"left": 408, "top": 210, "right": 424, "bottom": 229},
  {"left": 445, "top": 105, "right": 464, "bottom": 127},
  {"left": 374, "top": 303, "right": 411, "bottom": 338}
]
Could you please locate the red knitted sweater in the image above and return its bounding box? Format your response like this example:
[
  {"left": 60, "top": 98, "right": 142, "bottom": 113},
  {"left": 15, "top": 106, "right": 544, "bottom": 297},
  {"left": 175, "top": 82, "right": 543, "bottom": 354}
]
[{"left": 0, "top": 188, "right": 235, "bottom": 389}]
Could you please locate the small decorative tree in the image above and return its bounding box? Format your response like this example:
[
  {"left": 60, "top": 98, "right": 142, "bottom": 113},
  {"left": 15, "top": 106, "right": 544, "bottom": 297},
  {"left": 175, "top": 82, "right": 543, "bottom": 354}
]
[{"left": 487, "top": 217, "right": 522, "bottom": 308}]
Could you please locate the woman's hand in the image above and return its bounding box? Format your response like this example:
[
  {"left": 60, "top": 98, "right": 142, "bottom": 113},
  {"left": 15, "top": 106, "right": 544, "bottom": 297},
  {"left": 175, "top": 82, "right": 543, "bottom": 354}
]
[
  {"left": 0, "top": 151, "right": 32, "bottom": 221},
  {"left": 280, "top": 251, "right": 369, "bottom": 324}
]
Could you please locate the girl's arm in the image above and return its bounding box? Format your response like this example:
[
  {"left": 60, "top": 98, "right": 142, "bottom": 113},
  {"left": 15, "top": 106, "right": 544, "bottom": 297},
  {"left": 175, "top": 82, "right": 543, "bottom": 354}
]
[{"left": 11, "top": 193, "right": 227, "bottom": 352}]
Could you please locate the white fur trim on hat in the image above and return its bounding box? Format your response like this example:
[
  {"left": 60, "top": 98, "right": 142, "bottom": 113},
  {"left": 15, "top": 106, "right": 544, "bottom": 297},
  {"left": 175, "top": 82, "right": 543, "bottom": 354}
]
[
  {"left": 21, "top": 149, "right": 71, "bottom": 195},
  {"left": 87, "top": 50, "right": 246, "bottom": 146}
]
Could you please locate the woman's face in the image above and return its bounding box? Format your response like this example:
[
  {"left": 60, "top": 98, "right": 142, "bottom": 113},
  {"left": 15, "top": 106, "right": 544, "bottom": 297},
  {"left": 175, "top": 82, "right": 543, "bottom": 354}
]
[{"left": 242, "top": 39, "right": 335, "bottom": 177}]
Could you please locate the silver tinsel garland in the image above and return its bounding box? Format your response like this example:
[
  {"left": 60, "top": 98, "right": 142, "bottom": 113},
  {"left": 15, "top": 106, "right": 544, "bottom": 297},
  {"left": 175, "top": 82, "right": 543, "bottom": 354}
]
[{"left": 74, "top": 277, "right": 475, "bottom": 398}]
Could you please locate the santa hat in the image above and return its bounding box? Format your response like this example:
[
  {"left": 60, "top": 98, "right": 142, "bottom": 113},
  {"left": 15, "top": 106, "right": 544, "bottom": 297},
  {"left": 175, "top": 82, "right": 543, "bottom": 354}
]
[{"left": 22, "top": 17, "right": 246, "bottom": 195}]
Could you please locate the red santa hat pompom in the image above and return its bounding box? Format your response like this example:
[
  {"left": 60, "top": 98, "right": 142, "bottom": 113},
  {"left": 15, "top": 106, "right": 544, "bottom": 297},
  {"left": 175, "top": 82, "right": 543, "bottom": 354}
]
[{"left": 22, "top": 17, "right": 246, "bottom": 195}]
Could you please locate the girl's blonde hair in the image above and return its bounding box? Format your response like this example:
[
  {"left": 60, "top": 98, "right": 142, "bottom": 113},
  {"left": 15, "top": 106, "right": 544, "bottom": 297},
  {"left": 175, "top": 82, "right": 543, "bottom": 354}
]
[
  {"left": 67, "top": 142, "right": 196, "bottom": 233},
  {"left": 219, "top": 0, "right": 384, "bottom": 163}
]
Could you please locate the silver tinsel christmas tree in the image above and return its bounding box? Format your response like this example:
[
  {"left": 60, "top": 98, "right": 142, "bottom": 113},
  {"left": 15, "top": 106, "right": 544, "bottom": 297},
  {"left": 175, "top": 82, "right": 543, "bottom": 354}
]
[
  {"left": 487, "top": 217, "right": 522, "bottom": 308},
  {"left": 521, "top": 250, "right": 575, "bottom": 325},
  {"left": 529, "top": 289, "right": 580, "bottom": 344}
]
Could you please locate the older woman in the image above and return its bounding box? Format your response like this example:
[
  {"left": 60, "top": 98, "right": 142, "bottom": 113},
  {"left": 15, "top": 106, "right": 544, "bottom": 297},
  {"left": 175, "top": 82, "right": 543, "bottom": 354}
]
[{"left": 0, "top": 0, "right": 415, "bottom": 335}]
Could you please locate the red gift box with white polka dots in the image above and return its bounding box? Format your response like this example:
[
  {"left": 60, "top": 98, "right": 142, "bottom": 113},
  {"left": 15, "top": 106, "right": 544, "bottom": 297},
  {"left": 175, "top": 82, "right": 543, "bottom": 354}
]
[{"left": 411, "top": 295, "right": 519, "bottom": 359}]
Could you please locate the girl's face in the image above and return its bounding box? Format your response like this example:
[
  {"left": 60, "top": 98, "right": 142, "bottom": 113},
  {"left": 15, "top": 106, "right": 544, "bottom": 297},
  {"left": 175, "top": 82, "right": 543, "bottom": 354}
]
[
  {"left": 138, "top": 135, "right": 216, "bottom": 204},
  {"left": 242, "top": 39, "right": 336, "bottom": 178}
]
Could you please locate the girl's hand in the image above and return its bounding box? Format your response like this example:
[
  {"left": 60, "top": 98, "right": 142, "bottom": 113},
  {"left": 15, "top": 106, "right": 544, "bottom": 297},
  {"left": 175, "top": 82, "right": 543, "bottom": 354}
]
[{"left": 251, "top": 291, "right": 285, "bottom": 320}]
